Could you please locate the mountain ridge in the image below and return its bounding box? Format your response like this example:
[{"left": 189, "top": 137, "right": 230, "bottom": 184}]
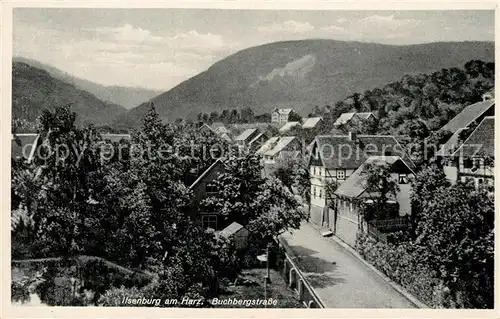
[
  {"left": 12, "top": 61, "right": 127, "bottom": 126},
  {"left": 118, "top": 39, "right": 494, "bottom": 127},
  {"left": 13, "top": 57, "right": 163, "bottom": 109}
]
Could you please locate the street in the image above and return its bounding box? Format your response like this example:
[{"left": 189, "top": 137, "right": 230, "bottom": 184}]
[{"left": 280, "top": 222, "right": 416, "bottom": 308}]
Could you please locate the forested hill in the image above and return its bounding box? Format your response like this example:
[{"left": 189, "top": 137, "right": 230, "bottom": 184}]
[
  {"left": 118, "top": 40, "right": 494, "bottom": 126},
  {"left": 312, "top": 59, "right": 495, "bottom": 135},
  {"left": 12, "top": 62, "right": 127, "bottom": 127}
]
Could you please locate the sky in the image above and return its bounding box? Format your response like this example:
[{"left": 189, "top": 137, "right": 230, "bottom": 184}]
[{"left": 13, "top": 9, "right": 495, "bottom": 91}]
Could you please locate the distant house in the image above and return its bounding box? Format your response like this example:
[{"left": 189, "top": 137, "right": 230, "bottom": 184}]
[
  {"left": 11, "top": 133, "right": 40, "bottom": 163},
  {"left": 234, "top": 128, "right": 261, "bottom": 148},
  {"left": 333, "top": 156, "right": 415, "bottom": 247},
  {"left": 333, "top": 112, "right": 377, "bottom": 127},
  {"left": 450, "top": 116, "right": 494, "bottom": 190},
  {"left": 308, "top": 132, "right": 414, "bottom": 227},
  {"left": 212, "top": 122, "right": 230, "bottom": 135},
  {"left": 218, "top": 222, "right": 249, "bottom": 249},
  {"left": 199, "top": 123, "right": 216, "bottom": 135},
  {"left": 255, "top": 137, "right": 280, "bottom": 156},
  {"left": 188, "top": 159, "right": 228, "bottom": 230},
  {"left": 436, "top": 98, "right": 495, "bottom": 184},
  {"left": 302, "top": 117, "right": 324, "bottom": 130},
  {"left": 258, "top": 136, "right": 301, "bottom": 166},
  {"left": 279, "top": 121, "right": 301, "bottom": 133},
  {"left": 247, "top": 132, "right": 267, "bottom": 151},
  {"left": 272, "top": 108, "right": 294, "bottom": 124}
]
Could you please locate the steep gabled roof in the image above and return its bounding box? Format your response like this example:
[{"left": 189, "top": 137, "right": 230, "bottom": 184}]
[
  {"left": 234, "top": 128, "right": 257, "bottom": 142},
  {"left": 274, "top": 108, "right": 293, "bottom": 115},
  {"left": 188, "top": 159, "right": 223, "bottom": 190},
  {"left": 440, "top": 99, "right": 494, "bottom": 133},
  {"left": 452, "top": 116, "right": 494, "bottom": 158},
  {"left": 265, "top": 136, "right": 298, "bottom": 156},
  {"left": 220, "top": 222, "right": 245, "bottom": 237},
  {"left": 333, "top": 112, "right": 356, "bottom": 126},
  {"left": 356, "top": 112, "right": 377, "bottom": 120},
  {"left": 199, "top": 123, "right": 215, "bottom": 133},
  {"left": 335, "top": 156, "right": 412, "bottom": 198},
  {"left": 302, "top": 117, "right": 323, "bottom": 129},
  {"left": 256, "top": 137, "right": 280, "bottom": 155},
  {"left": 248, "top": 133, "right": 265, "bottom": 148},
  {"left": 436, "top": 99, "right": 494, "bottom": 156},
  {"left": 312, "top": 135, "right": 415, "bottom": 170}
]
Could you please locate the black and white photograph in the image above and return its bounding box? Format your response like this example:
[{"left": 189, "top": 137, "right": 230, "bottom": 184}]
[{"left": 6, "top": 4, "right": 496, "bottom": 313}]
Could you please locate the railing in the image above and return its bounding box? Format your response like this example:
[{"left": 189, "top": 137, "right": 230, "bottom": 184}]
[{"left": 278, "top": 236, "right": 326, "bottom": 308}]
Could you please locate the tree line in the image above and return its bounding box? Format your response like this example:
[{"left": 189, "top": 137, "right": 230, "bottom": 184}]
[{"left": 11, "top": 104, "right": 306, "bottom": 306}]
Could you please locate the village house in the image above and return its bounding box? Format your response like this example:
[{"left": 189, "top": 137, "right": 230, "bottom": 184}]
[
  {"left": 271, "top": 108, "right": 294, "bottom": 124},
  {"left": 333, "top": 156, "right": 415, "bottom": 247},
  {"left": 257, "top": 136, "right": 300, "bottom": 165},
  {"left": 218, "top": 222, "right": 249, "bottom": 250},
  {"left": 450, "top": 116, "right": 494, "bottom": 190},
  {"left": 188, "top": 159, "right": 228, "bottom": 230},
  {"left": 436, "top": 98, "right": 495, "bottom": 184},
  {"left": 234, "top": 128, "right": 261, "bottom": 148},
  {"left": 198, "top": 123, "right": 216, "bottom": 135},
  {"left": 333, "top": 112, "right": 378, "bottom": 127},
  {"left": 247, "top": 132, "right": 268, "bottom": 152},
  {"left": 308, "top": 132, "right": 414, "bottom": 227}
]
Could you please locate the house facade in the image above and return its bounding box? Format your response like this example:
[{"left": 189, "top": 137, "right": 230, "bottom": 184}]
[
  {"left": 451, "top": 116, "right": 494, "bottom": 190},
  {"left": 436, "top": 98, "right": 495, "bottom": 184},
  {"left": 308, "top": 132, "right": 414, "bottom": 227},
  {"left": 256, "top": 136, "right": 301, "bottom": 176},
  {"left": 234, "top": 128, "right": 260, "bottom": 148},
  {"left": 188, "top": 159, "right": 228, "bottom": 230},
  {"left": 333, "top": 156, "right": 414, "bottom": 247},
  {"left": 272, "top": 108, "right": 294, "bottom": 124}
]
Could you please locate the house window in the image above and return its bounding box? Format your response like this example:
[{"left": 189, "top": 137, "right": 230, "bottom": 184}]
[
  {"left": 314, "top": 167, "right": 317, "bottom": 175},
  {"left": 319, "top": 189, "right": 322, "bottom": 199},
  {"left": 313, "top": 186, "right": 317, "bottom": 198},
  {"left": 201, "top": 215, "right": 217, "bottom": 230},
  {"left": 205, "top": 183, "right": 217, "bottom": 195},
  {"left": 398, "top": 174, "right": 409, "bottom": 184},
  {"left": 336, "top": 169, "right": 346, "bottom": 180}
]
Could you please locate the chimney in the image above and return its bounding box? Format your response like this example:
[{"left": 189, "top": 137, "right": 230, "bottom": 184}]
[{"left": 349, "top": 131, "right": 357, "bottom": 141}]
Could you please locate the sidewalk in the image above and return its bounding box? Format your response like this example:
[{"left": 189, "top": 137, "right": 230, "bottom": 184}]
[{"left": 280, "top": 222, "right": 417, "bottom": 308}]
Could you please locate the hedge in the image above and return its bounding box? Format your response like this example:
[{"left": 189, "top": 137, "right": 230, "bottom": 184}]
[{"left": 355, "top": 232, "right": 445, "bottom": 308}]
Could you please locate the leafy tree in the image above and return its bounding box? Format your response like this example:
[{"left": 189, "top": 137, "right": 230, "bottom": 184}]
[
  {"left": 413, "top": 181, "right": 494, "bottom": 308},
  {"left": 359, "top": 162, "right": 400, "bottom": 222},
  {"left": 201, "top": 153, "right": 307, "bottom": 243}
]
